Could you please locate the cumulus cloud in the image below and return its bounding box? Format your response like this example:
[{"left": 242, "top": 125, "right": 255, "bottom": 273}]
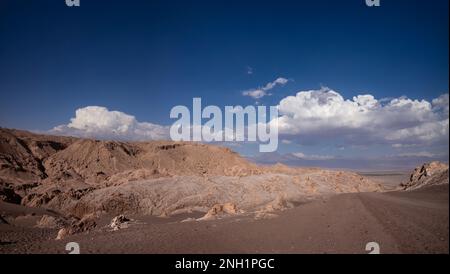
[
  {"left": 276, "top": 87, "right": 449, "bottom": 147},
  {"left": 292, "top": 152, "right": 335, "bottom": 160},
  {"left": 250, "top": 150, "right": 447, "bottom": 170},
  {"left": 392, "top": 143, "right": 419, "bottom": 148},
  {"left": 243, "top": 77, "right": 289, "bottom": 99},
  {"left": 51, "top": 106, "right": 169, "bottom": 140},
  {"left": 432, "top": 93, "right": 449, "bottom": 115},
  {"left": 397, "top": 152, "right": 436, "bottom": 158}
]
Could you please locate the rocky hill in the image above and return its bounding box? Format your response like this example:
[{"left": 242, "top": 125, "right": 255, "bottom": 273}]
[
  {"left": 401, "top": 161, "right": 449, "bottom": 191},
  {"left": 0, "top": 127, "right": 382, "bottom": 221}
]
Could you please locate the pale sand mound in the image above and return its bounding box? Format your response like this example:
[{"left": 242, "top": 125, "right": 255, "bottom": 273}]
[
  {"left": 64, "top": 172, "right": 380, "bottom": 218},
  {"left": 401, "top": 161, "right": 449, "bottom": 191}
]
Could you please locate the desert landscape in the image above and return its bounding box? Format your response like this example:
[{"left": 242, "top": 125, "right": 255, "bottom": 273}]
[{"left": 0, "top": 128, "right": 448, "bottom": 254}]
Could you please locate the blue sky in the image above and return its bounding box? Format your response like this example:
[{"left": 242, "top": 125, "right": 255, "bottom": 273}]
[{"left": 0, "top": 0, "right": 448, "bottom": 170}]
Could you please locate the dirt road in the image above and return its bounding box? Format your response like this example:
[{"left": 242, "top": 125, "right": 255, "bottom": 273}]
[{"left": 1, "top": 185, "right": 448, "bottom": 254}]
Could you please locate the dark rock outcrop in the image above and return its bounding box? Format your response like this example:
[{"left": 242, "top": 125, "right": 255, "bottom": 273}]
[{"left": 401, "top": 161, "right": 449, "bottom": 190}]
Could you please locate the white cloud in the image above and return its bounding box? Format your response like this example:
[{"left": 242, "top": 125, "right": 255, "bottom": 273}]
[
  {"left": 384, "top": 119, "right": 449, "bottom": 142},
  {"left": 397, "top": 152, "right": 436, "bottom": 158},
  {"left": 51, "top": 106, "right": 169, "bottom": 140},
  {"left": 243, "top": 89, "right": 267, "bottom": 99},
  {"left": 432, "top": 93, "right": 449, "bottom": 115},
  {"left": 276, "top": 87, "right": 449, "bottom": 146},
  {"left": 243, "top": 77, "right": 289, "bottom": 99},
  {"left": 392, "top": 143, "right": 419, "bottom": 148},
  {"left": 246, "top": 66, "right": 253, "bottom": 75},
  {"left": 292, "top": 152, "right": 335, "bottom": 160}
]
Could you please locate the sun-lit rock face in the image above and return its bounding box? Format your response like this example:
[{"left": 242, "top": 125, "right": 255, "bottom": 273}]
[
  {"left": 401, "top": 161, "right": 449, "bottom": 191},
  {"left": 1, "top": 127, "right": 382, "bottom": 220}
]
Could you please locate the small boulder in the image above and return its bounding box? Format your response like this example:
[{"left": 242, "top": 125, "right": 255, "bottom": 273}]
[
  {"left": 56, "top": 214, "right": 97, "bottom": 240},
  {"left": 36, "top": 215, "right": 67, "bottom": 229},
  {"left": 110, "top": 214, "right": 130, "bottom": 231},
  {"left": 198, "top": 203, "right": 239, "bottom": 220},
  {"left": 264, "top": 196, "right": 294, "bottom": 212}
]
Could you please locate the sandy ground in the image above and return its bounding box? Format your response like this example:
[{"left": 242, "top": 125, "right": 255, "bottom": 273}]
[{"left": 1, "top": 184, "right": 447, "bottom": 254}]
